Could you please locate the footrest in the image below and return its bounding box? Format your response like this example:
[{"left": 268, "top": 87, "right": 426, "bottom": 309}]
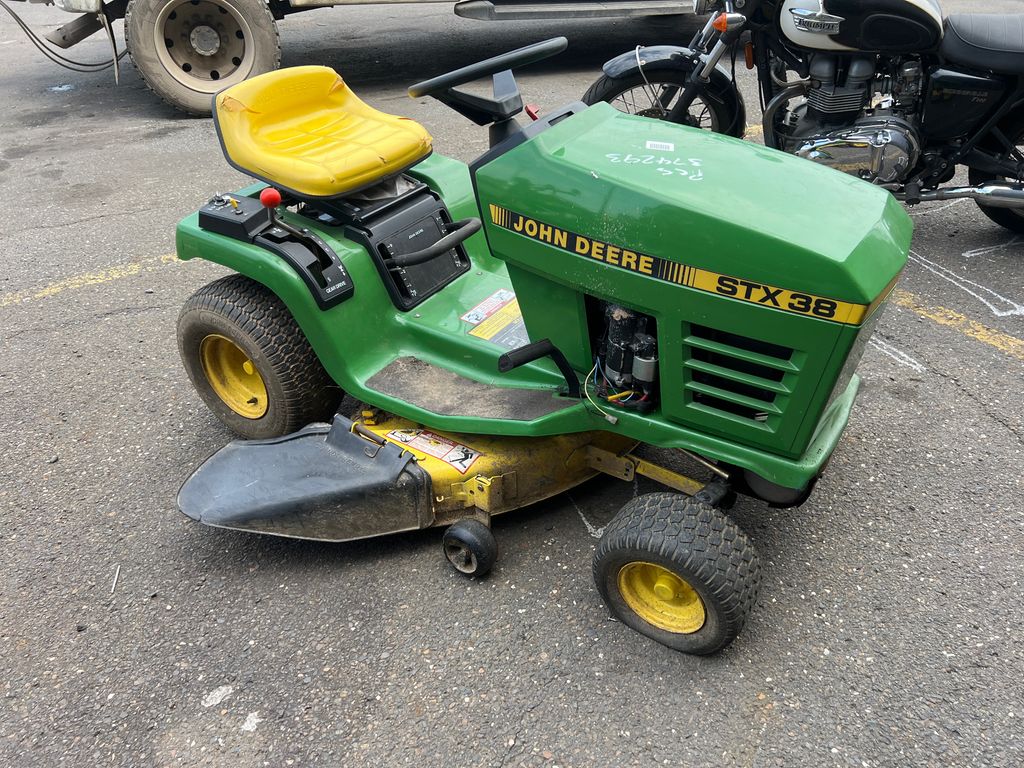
[
  {"left": 177, "top": 417, "right": 432, "bottom": 541},
  {"left": 367, "top": 357, "right": 575, "bottom": 421}
]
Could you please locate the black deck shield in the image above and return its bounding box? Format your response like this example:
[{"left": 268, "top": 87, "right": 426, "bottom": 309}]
[{"left": 177, "top": 417, "right": 433, "bottom": 542}]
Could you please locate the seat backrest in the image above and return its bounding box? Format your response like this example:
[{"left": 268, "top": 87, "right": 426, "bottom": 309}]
[
  {"left": 211, "top": 66, "right": 433, "bottom": 198},
  {"left": 214, "top": 66, "right": 346, "bottom": 148}
]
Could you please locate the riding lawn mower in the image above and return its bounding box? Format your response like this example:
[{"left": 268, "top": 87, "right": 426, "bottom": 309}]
[{"left": 173, "top": 38, "right": 911, "bottom": 654}]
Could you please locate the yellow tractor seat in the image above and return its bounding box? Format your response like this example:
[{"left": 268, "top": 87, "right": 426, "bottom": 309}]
[{"left": 213, "top": 66, "right": 433, "bottom": 199}]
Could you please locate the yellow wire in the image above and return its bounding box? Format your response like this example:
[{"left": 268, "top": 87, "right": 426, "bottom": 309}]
[
  {"left": 584, "top": 362, "right": 615, "bottom": 422},
  {"left": 606, "top": 390, "right": 635, "bottom": 402}
]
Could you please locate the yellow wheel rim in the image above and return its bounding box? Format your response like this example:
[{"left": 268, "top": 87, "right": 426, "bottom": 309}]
[
  {"left": 617, "top": 561, "right": 706, "bottom": 634},
  {"left": 199, "top": 334, "right": 268, "bottom": 419}
]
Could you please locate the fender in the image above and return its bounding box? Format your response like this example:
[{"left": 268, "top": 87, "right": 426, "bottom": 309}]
[{"left": 601, "top": 45, "right": 746, "bottom": 138}]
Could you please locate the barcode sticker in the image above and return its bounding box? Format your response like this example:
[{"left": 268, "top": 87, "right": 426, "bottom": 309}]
[{"left": 645, "top": 140, "right": 675, "bottom": 152}]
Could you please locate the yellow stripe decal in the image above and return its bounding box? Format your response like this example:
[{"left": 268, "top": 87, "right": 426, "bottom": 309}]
[{"left": 487, "top": 204, "right": 871, "bottom": 325}]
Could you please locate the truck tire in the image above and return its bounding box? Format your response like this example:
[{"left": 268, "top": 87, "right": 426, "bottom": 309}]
[{"left": 126, "top": 0, "right": 280, "bottom": 116}]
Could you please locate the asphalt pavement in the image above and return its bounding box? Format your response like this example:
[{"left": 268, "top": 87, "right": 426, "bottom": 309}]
[{"left": 1, "top": 2, "right": 1022, "bottom": 766}]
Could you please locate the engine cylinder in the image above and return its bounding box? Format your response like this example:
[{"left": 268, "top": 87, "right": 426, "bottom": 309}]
[{"left": 807, "top": 55, "right": 874, "bottom": 120}]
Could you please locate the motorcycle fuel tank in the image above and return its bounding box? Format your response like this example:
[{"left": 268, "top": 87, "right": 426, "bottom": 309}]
[{"left": 780, "top": 0, "right": 943, "bottom": 53}]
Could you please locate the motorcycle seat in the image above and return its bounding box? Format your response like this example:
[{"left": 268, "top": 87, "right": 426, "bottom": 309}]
[
  {"left": 942, "top": 14, "right": 1024, "bottom": 75},
  {"left": 213, "top": 66, "right": 433, "bottom": 199}
]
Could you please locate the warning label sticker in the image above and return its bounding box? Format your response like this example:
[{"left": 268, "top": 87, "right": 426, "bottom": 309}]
[
  {"left": 461, "top": 289, "right": 515, "bottom": 325},
  {"left": 385, "top": 429, "right": 482, "bottom": 474},
  {"left": 461, "top": 289, "right": 530, "bottom": 350}
]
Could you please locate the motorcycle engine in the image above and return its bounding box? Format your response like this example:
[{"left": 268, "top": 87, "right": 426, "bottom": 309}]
[{"left": 776, "top": 54, "right": 924, "bottom": 184}]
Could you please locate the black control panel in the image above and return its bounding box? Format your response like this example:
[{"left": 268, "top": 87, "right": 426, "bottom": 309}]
[
  {"left": 198, "top": 194, "right": 354, "bottom": 310},
  {"left": 347, "top": 192, "right": 469, "bottom": 311},
  {"left": 303, "top": 180, "right": 471, "bottom": 313}
]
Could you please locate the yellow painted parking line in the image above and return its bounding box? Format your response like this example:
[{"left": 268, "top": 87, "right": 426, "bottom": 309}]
[
  {"left": 1, "top": 254, "right": 1021, "bottom": 366},
  {"left": 892, "top": 289, "right": 1024, "bottom": 364},
  {"left": 0, "top": 253, "right": 177, "bottom": 309},
  {"left": 745, "top": 123, "right": 763, "bottom": 137}
]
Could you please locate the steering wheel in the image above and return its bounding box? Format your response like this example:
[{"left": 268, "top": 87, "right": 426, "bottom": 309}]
[{"left": 408, "top": 37, "right": 568, "bottom": 99}]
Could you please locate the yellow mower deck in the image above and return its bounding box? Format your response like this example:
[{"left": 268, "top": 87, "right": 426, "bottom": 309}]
[
  {"left": 178, "top": 408, "right": 714, "bottom": 542},
  {"left": 357, "top": 410, "right": 710, "bottom": 526}
]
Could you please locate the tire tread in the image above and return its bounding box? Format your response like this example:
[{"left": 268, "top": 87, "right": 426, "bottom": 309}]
[
  {"left": 594, "top": 492, "right": 761, "bottom": 654},
  {"left": 178, "top": 274, "right": 341, "bottom": 434}
]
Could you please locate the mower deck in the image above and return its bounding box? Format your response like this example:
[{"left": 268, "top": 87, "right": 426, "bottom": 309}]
[{"left": 176, "top": 409, "right": 728, "bottom": 542}]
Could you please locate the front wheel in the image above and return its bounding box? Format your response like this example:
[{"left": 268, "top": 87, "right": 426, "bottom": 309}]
[
  {"left": 968, "top": 110, "right": 1024, "bottom": 233},
  {"left": 443, "top": 519, "right": 498, "bottom": 577},
  {"left": 593, "top": 493, "right": 760, "bottom": 654},
  {"left": 582, "top": 69, "right": 745, "bottom": 137},
  {"left": 125, "top": 0, "right": 281, "bottom": 115}
]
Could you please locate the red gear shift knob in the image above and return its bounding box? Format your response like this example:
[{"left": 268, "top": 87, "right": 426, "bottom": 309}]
[{"left": 259, "top": 187, "right": 282, "bottom": 208}]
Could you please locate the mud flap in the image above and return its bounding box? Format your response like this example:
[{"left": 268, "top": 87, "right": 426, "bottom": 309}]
[{"left": 177, "top": 416, "right": 433, "bottom": 541}]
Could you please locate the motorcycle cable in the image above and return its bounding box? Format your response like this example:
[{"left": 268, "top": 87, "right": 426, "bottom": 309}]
[{"left": 632, "top": 45, "right": 665, "bottom": 119}]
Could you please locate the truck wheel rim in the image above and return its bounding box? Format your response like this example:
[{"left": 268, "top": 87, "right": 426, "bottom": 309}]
[
  {"left": 617, "top": 562, "right": 706, "bottom": 634},
  {"left": 155, "top": 0, "right": 256, "bottom": 94},
  {"left": 199, "top": 334, "right": 268, "bottom": 419}
]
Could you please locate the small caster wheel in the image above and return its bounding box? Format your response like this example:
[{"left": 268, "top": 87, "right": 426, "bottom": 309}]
[{"left": 442, "top": 519, "right": 497, "bottom": 577}]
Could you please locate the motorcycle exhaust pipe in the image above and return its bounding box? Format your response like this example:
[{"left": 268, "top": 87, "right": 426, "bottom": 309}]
[{"left": 908, "top": 183, "right": 1024, "bottom": 209}]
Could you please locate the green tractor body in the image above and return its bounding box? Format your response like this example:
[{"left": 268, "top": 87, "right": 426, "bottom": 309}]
[{"left": 177, "top": 103, "right": 909, "bottom": 493}]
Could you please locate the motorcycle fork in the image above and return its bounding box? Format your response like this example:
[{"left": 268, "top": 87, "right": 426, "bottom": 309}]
[{"left": 666, "top": 27, "right": 744, "bottom": 125}]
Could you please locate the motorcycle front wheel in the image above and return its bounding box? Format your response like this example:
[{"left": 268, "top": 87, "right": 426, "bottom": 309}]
[{"left": 582, "top": 70, "right": 745, "bottom": 138}]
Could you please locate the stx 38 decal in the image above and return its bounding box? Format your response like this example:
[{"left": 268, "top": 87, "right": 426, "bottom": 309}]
[{"left": 487, "top": 204, "right": 878, "bottom": 325}]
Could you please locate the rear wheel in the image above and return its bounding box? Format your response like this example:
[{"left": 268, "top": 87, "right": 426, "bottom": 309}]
[
  {"left": 593, "top": 492, "right": 760, "bottom": 654},
  {"left": 968, "top": 111, "right": 1024, "bottom": 233},
  {"left": 126, "top": 0, "right": 280, "bottom": 115},
  {"left": 582, "top": 69, "right": 744, "bottom": 137},
  {"left": 178, "top": 275, "right": 343, "bottom": 439}
]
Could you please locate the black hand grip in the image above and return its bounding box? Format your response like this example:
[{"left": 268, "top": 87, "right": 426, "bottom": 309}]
[
  {"left": 498, "top": 339, "right": 581, "bottom": 399},
  {"left": 408, "top": 37, "right": 568, "bottom": 98},
  {"left": 387, "top": 218, "right": 481, "bottom": 270},
  {"left": 497, "top": 339, "right": 554, "bottom": 372}
]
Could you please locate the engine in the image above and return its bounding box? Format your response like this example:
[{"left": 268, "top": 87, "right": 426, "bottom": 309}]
[{"left": 775, "top": 53, "right": 925, "bottom": 184}]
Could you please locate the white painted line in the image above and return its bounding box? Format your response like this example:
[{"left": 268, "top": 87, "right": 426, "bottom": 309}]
[
  {"left": 962, "top": 236, "right": 1021, "bottom": 260},
  {"left": 908, "top": 199, "right": 966, "bottom": 217},
  {"left": 868, "top": 338, "right": 927, "bottom": 373},
  {"left": 567, "top": 493, "right": 604, "bottom": 539},
  {"left": 908, "top": 249, "right": 1024, "bottom": 317}
]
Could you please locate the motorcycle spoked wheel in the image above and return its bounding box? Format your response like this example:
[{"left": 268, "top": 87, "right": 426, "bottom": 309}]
[
  {"left": 969, "top": 111, "right": 1024, "bottom": 234},
  {"left": 582, "top": 70, "right": 744, "bottom": 138}
]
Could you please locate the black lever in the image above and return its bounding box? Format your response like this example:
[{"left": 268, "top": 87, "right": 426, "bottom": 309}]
[
  {"left": 260, "top": 187, "right": 331, "bottom": 266},
  {"left": 387, "top": 218, "right": 481, "bottom": 269},
  {"left": 497, "top": 339, "right": 581, "bottom": 399}
]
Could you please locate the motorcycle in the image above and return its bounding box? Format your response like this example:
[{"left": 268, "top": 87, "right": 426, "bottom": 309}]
[{"left": 583, "top": 0, "right": 1024, "bottom": 233}]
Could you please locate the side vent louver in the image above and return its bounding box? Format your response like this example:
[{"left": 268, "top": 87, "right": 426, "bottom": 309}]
[{"left": 683, "top": 325, "right": 799, "bottom": 429}]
